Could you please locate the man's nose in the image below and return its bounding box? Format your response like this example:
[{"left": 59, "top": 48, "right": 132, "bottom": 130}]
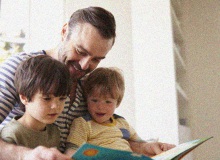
[{"left": 79, "top": 57, "right": 91, "bottom": 70}]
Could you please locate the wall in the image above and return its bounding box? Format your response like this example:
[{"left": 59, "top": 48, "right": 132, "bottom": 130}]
[
  {"left": 131, "top": 0, "right": 179, "bottom": 144},
  {"left": 182, "top": 0, "right": 220, "bottom": 159},
  {"left": 28, "top": 0, "right": 64, "bottom": 51}
]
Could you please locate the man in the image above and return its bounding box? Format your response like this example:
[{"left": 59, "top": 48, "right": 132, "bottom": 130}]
[{"left": 0, "top": 7, "right": 173, "bottom": 160}]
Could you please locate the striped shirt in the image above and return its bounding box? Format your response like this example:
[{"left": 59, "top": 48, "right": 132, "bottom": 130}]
[{"left": 0, "top": 51, "right": 87, "bottom": 152}]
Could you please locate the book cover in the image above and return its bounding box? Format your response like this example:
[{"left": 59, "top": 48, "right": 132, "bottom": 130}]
[
  {"left": 72, "top": 143, "right": 153, "bottom": 160},
  {"left": 72, "top": 136, "right": 213, "bottom": 160}
]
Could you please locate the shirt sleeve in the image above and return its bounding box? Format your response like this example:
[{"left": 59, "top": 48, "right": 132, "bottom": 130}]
[
  {"left": 128, "top": 124, "right": 143, "bottom": 142},
  {"left": 66, "top": 117, "right": 89, "bottom": 149},
  {"left": 119, "top": 118, "right": 142, "bottom": 142},
  {"left": 0, "top": 123, "right": 18, "bottom": 144}
]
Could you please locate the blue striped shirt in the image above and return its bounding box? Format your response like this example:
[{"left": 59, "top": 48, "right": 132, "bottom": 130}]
[{"left": 0, "top": 51, "right": 87, "bottom": 152}]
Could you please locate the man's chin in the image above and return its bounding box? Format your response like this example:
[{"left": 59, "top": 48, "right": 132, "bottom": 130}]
[{"left": 71, "top": 73, "right": 86, "bottom": 81}]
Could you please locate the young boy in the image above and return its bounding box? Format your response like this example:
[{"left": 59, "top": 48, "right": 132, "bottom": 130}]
[
  {"left": 65, "top": 67, "right": 175, "bottom": 156},
  {"left": 0, "top": 55, "right": 71, "bottom": 149}
]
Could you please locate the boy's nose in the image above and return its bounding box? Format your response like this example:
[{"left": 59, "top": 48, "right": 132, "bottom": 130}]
[
  {"left": 96, "top": 103, "right": 103, "bottom": 110},
  {"left": 51, "top": 102, "right": 59, "bottom": 109}
]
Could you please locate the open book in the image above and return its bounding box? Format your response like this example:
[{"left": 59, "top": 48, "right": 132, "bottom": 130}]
[
  {"left": 72, "top": 136, "right": 213, "bottom": 160},
  {"left": 152, "top": 136, "right": 213, "bottom": 160}
]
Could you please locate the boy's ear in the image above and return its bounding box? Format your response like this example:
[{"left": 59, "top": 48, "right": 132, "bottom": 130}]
[{"left": 19, "top": 94, "right": 28, "bottom": 105}]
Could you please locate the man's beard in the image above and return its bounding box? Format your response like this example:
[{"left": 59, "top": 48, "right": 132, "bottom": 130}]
[{"left": 58, "top": 46, "right": 90, "bottom": 80}]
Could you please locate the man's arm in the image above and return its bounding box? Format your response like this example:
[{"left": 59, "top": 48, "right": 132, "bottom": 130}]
[
  {"left": 0, "top": 139, "right": 71, "bottom": 160},
  {"left": 65, "top": 148, "right": 76, "bottom": 157},
  {"left": 0, "top": 55, "right": 22, "bottom": 124}
]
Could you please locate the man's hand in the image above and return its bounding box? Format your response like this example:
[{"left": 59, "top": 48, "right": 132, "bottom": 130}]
[
  {"left": 141, "top": 142, "right": 175, "bottom": 157},
  {"left": 23, "top": 146, "right": 71, "bottom": 160},
  {"left": 0, "top": 139, "right": 71, "bottom": 160},
  {"left": 129, "top": 140, "right": 175, "bottom": 157}
]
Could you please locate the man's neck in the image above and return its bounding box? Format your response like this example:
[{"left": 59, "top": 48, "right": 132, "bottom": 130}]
[
  {"left": 69, "top": 80, "right": 78, "bottom": 105},
  {"left": 44, "top": 47, "right": 59, "bottom": 60}
]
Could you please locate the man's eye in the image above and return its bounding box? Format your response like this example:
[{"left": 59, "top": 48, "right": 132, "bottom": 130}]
[
  {"left": 76, "top": 48, "right": 81, "bottom": 54},
  {"left": 92, "top": 58, "right": 101, "bottom": 63},
  {"left": 76, "top": 48, "right": 86, "bottom": 56}
]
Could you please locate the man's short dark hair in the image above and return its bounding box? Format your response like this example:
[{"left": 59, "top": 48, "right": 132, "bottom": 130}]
[{"left": 68, "top": 6, "right": 116, "bottom": 43}]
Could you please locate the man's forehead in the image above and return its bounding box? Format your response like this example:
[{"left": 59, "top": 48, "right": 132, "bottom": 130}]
[{"left": 69, "top": 23, "right": 113, "bottom": 57}]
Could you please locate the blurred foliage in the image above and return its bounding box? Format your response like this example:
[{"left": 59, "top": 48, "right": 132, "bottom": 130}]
[{"left": 0, "top": 30, "right": 25, "bottom": 63}]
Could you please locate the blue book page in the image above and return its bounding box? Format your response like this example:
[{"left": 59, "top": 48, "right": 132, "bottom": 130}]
[{"left": 72, "top": 143, "right": 153, "bottom": 160}]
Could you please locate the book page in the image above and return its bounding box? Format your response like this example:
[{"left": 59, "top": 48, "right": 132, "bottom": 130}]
[{"left": 152, "top": 137, "right": 213, "bottom": 160}]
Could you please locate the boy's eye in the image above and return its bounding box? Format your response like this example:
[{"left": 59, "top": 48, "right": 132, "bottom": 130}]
[
  {"left": 43, "top": 97, "right": 51, "bottom": 101},
  {"left": 106, "top": 101, "right": 112, "bottom": 104},
  {"left": 91, "top": 99, "right": 98, "bottom": 102},
  {"left": 60, "top": 97, "right": 67, "bottom": 101}
]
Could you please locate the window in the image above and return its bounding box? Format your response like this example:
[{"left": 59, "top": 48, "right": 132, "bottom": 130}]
[
  {"left": 0, "top": 0, "right": 29, "bottom": 62},
  {"left": 0, "top": 0, "right": 65, "bottom": 63}
]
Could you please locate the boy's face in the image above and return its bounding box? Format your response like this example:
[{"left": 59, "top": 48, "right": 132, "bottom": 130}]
[
  {"left": 20, "top": 91, "right": 67, "bottom": 130},
  {"left": 87, "top": 92, "right": 118, "bottom": 124}
]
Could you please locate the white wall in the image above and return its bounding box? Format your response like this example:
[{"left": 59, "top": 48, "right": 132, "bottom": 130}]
[
  {"left": 131, "top": 1, "right": 179, "bottom": 144},
  {"left": 28, "top": 0, "right": 64, "bottom": 51}
]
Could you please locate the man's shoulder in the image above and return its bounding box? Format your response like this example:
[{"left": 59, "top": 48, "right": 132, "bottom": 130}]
[
  {"left": 2, "top": 51, "right": 45, "bottom": 66},
  {"left": 113, "top": 114, "right": 130, "bottom": 126},
  {"left": 15, "top": 51, "right": 45, "bottom": 60},
  {"left": 73, "top": 113, "right": 92, "bottom": 122},
  {"left": 113, "top": 114, "right": 125, "bottom": 120}
]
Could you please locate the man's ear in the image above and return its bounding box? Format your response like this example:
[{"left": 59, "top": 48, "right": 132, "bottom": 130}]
[
  {"left": 19, "top": 94, "right": 28, "bottom": 105},
  {"left": 61, "top": 23, "right": 68, "bottom": 41}
]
